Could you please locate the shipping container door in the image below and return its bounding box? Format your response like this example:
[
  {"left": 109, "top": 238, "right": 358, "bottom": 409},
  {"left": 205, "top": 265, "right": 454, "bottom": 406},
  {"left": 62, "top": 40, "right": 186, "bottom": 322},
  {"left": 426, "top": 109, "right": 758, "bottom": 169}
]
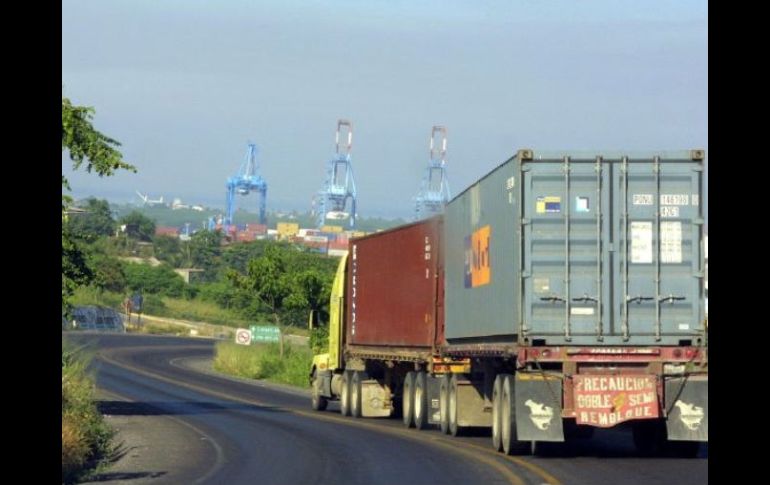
[
  {"left": 614, "top": 154, "right": 705, "bottom": 345},
  {"left": 522, "top": 156, "right": 608, "bottom": 343},
  {"left": 521, "top": 152, "right": 704, "bottom": 345}
]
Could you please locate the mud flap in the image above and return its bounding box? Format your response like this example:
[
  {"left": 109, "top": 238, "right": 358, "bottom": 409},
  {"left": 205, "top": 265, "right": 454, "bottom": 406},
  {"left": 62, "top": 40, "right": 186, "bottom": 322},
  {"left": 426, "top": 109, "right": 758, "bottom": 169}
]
[
  {"left": 665, "top": 376, "right": 708, "bottom": 441},
  {"left": 515, "top": 374, "right": 564, "bottom": 442},
  {"left": 427, "top": 375, "right": 442, "bottom": 425},
  {"left": 317, "top": 370, "right": 333, "bottom": 398},
  {"left": 361, "top": 379, "right": 392, "bottom": 417}
]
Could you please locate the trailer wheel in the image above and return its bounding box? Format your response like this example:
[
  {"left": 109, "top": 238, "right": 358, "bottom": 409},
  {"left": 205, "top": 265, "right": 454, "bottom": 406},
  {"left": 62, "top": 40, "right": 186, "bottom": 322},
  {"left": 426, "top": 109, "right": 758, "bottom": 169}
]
[
  {"left": 311, "top": 370, "right": 328, "bottom": 411},
  {"left": 492, "top": 375, "right": 503, "bottom": 451},
  {"left": 439, "top": 374, "right": 450, "bottom": 434},
  {"left": 449, "top": 373, "right": 463, "bottom": 437},
  {"left": 351, "top": 371, "right": 364, "bottom": 418},
  {"left": 340, "top": 371, "right": 351, "bottom": 417},
  {"left": 501, "top": 374, "right": 528, "bottom": 455},
  {"left": 402, "top": 371, "right": 415, "bottom": 428},
  {"left": 413, "top": 371, "right": 429, "bottom": 430}
]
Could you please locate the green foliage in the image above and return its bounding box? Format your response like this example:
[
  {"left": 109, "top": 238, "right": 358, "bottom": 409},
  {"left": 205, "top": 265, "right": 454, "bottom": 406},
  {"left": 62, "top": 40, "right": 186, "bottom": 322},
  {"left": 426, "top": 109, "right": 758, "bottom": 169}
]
[
  {"left": 310, "top": 325, "right": 329, "bottom": 354},
  {"left": 119, "top": 211, "right": 156, "bottom": 242},
  {"left": 70, "top": 286, "right": 124, "bottom": 309},
  {"left": 153, "top": 234, "right": 183, "bottom": 267},
  {"left": 123, "top": 263, "right": 185, "bottom": 297},
  {"left": 188, "top": 230, "right": 223, "bottom": 279},
  {"left": 62, "top": 339, "right": 116, "bottom": 483},
  {"left": 214, "top": 341, "right": 313, "bottom": 388},
  {"left": 61, "top": 97, "right": 136, "bottom": 189},
  {"left": 220, "top": 240, "right": 271, "bottom": 273},
  {"left": 62, "top": 96, "right": 134, "bottom": 312},
  {"left": 62, "top": 227, "right": 93, "bottom": 316},
  {"left": 66, "top": 198, "right": 116, "bottom": 239},
  {"left": 88, "top": 253, "right": 126, "bottom": 293}
]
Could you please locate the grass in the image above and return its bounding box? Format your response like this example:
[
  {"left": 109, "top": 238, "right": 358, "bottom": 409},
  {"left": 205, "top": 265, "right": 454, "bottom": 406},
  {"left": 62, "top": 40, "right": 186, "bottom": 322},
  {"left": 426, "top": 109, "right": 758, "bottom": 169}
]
[
  {"left": 69, "top": 286, "right": 308, "bottom": 338},
  {"left": 214, "top": 341, "right": 312, "bottom": 388},
  {"left": 159, "top": 297, "right": 252, "bottom": 327},
  {"left": 62, "top": 339, "right": 117, "bottom": 484}
]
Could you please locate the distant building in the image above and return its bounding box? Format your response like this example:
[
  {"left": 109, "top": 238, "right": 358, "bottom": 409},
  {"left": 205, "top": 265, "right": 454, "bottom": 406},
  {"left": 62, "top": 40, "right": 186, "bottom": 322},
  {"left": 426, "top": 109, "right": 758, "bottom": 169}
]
[{"left": 155, "top": 226, "right": 180, "bottom": 237}]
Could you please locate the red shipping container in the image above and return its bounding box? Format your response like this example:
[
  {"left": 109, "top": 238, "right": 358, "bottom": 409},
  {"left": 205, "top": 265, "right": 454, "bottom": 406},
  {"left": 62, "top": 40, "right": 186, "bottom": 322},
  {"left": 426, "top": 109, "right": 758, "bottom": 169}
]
[
  {"left": 246, "top": 223, "right": 267, "bottom": 234},
  {"left": 346, "top": 216, "right": 444, "bottom": 348}
]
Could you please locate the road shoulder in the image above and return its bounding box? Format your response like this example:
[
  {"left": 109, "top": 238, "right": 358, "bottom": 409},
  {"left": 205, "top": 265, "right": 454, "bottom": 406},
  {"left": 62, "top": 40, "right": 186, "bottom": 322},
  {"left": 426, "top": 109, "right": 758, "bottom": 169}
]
[{"left": 82, "top": 389, "right": 221, "bottom": 485}]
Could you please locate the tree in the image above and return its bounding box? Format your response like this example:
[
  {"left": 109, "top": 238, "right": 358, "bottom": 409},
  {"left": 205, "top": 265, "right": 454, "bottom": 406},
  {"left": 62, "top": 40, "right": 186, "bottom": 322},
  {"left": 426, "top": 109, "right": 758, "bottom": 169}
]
[
  {"left": 66, "top": 198, "right": 116, "bottom": 239},
  {"left": 188, "top": 230, "right": 223, "bottom": 279},
  {"left": 62, "top": 96, "right": 135, "bottom": 314},
  {"left": 119, "top": 211, "right": 156, "bottom": 242},
  {"left": 153, "top": 235, "right": 183, "bottom": 267},
  {"left": 227, "top": 244, "right": 334, "bottom": 327},
  {"left": 227, "top": 245, "right": 292, "bottom": 325}
]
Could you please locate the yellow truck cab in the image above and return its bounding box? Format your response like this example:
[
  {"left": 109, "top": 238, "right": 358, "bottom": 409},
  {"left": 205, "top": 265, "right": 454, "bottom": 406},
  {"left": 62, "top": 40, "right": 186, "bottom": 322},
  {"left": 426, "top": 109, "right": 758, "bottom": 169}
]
[{"left": 310, "top": 253, "right": 347, "bottom": 410}]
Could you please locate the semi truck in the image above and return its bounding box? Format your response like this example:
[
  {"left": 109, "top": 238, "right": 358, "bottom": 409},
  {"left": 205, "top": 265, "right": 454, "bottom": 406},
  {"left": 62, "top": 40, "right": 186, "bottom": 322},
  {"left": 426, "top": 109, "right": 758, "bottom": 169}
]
[{"left": 310, "top": 149, "right": 708, "bottom": 457}]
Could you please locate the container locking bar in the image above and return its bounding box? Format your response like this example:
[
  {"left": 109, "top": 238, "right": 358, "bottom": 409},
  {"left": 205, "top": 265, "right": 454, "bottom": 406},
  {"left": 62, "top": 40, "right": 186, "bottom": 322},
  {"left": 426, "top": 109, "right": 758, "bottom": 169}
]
[
  {"left": 654, "top": 155, "right": 662, "bottom": 342},
  {"left": 563, "top": 156, "right": 572, "bottom": 342},
  {"left": 595, "top": 155, "right": 604, "bottom": 342}
]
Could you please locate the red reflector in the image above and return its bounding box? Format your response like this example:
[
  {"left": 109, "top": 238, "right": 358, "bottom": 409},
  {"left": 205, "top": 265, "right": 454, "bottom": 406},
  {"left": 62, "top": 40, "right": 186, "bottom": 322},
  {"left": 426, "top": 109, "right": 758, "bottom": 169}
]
[
  {"left": 685, "top": 348, "right": 697, "bottom": 359},
  {"left": 673, "top": 349, "right": 682, "bottom": 358},
  {"left": 530, "top": 349, "right": 540, "bottom": 358}
]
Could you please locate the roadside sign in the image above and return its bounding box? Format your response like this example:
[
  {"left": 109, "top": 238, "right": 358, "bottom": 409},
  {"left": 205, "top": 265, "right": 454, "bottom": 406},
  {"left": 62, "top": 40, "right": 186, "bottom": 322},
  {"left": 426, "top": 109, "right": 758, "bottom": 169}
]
[
  {"left": 235, "top": 328, "right": 252, "bottom": 345},
  {"left": 131, "top": 293, "right": 143, "bottom": 312},
  {"left": 250, "top": 325, "right": 281, "bottom": 343}
]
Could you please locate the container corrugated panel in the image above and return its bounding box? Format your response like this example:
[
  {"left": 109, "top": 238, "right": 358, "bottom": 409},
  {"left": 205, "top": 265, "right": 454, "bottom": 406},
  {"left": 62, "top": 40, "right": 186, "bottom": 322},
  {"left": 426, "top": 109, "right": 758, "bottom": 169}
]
[
  {"left": 444, "top": 149, "right": 706, "bottom": 346},
  {"left": 347, "top": 216, "right": 444, "bottom": 348}
]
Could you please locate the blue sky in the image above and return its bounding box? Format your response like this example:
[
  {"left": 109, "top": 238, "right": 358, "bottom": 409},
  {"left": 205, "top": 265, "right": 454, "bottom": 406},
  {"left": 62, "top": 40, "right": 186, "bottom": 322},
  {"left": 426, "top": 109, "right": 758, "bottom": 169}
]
[{"left": 62, "top": 0, "right": 707, "bottom": 219}]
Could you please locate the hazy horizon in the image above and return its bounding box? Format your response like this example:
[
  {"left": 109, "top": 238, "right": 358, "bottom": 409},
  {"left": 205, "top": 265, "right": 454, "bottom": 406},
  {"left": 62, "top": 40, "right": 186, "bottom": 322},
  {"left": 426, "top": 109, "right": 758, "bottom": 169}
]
[{"left": 63, "top": 0, "right": 708, "bottom": 222}]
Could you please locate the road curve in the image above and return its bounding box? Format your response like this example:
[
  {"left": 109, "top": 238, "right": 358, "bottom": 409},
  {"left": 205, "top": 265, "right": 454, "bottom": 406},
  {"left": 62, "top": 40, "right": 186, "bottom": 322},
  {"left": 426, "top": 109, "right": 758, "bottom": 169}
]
[{"left": 68, "top": 333, "right": 707, "bottom": 485}]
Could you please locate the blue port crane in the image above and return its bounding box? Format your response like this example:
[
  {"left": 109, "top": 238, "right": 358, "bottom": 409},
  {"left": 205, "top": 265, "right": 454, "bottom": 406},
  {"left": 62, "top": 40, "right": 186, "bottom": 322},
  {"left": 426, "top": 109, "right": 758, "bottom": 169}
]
[
  {"left": 314, "top": 120, "right": 358, "bottom": 229},
  {"left": 414, "top": 125, "right": 451, "bottom": 220},
  {"left": 225, "top": 143, "right": 268, "bottom": 230}
]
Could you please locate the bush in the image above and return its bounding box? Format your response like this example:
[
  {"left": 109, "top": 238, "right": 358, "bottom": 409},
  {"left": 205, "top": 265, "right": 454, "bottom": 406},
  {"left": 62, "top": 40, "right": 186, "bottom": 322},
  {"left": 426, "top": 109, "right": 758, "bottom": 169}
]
[
  {"left": 309, "top": 325, "right": 329, "bottom": 354},
  {"left": 213, "top": 341, "right": 312, "bottom": 388},
  {"left": 123, "top": 263, "right": 185, "bottom": 297},
  {"left": 62, "top": 340, "right": 116, "bottom": 483}
]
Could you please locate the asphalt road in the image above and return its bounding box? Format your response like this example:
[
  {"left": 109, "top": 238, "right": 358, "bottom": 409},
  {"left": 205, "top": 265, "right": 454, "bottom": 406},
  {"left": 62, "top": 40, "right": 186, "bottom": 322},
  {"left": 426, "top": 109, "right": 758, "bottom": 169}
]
[{"left": 68, "top": 333, "right": 708, "bottom": 485}]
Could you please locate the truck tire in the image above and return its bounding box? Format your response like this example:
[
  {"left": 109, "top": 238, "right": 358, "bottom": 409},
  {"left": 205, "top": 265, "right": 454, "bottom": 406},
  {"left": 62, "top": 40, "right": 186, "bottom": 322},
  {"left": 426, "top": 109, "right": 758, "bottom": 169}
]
[
  {"left": 439, "top": 374, "right": 450, "bottom": 434},
  {"left": 413, "top": 371, "right": 429, "bottom": 430},
  {"left": 402, "top": 371, "right": 415, "bottom": 428},
  {"left": 311, "top": 370, "right": 328, "bottom": 411},
  {"left": 449, "top": 373, "right": 462, "bottom": 437},
  {"left": 340, "top": 371, "right": 351, "bottom": 417},
  {"left": 501, "top": 374, "right": 528, "bottom": 455},
  {"left": 492, "top": 374, "right": 503, "bottom": 451},
  {"left": 351, "top": 371, "right": 364, "bottom": 418}
]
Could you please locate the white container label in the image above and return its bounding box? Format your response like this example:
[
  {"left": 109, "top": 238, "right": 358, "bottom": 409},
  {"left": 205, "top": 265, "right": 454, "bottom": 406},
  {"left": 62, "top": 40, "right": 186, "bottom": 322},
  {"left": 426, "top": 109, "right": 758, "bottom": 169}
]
[
  {"left": 661, "top": 221, "right": 683, "bottom": 263},
  {"left": 631, "top": 222, "right": 653, "bottom": 263},
  {"left": 571, "top": 307, "right": 595, "bottom": 315}
]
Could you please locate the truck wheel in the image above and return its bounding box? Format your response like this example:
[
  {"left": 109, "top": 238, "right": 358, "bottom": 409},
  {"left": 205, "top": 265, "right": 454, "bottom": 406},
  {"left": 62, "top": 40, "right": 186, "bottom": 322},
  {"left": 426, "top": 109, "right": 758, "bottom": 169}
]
[
  {"left": 351, "top": 371, "right": 364, "bottom": 418},
  {"left": 340, "top": 371, "right": 351, "bottom": 417},
  {"left": 449, "top": 373, "right": 462, "bottom": 437},
  {"left": 311, "top": 370, "right": 328, "bottom": 411},
  {"left": 492, "top": 375, "right": 503, "bottom": 451},
  {"left": 501, "top": 374, "right": 528, "bottom": 455},
  {"left": 402, "top": 371, "right": 415, "bottom": 428},
  {"left": 439, "top": 374, "right": 450, "bottom": 434},
  {"left": 413, "top": 371, "right": 429, "bottom": 430}
]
